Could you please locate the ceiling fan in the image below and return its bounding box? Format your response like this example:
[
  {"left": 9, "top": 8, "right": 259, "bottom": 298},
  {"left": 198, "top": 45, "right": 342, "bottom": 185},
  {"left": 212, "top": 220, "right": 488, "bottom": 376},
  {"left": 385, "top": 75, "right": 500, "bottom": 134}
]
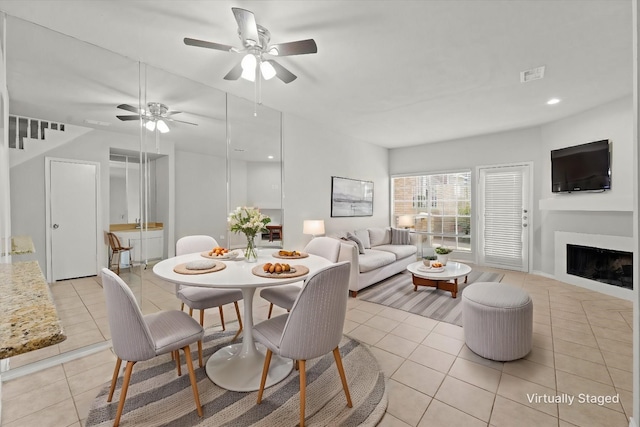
[
  {"left": 116, "top": 102, "right": 197, "bottom": 133},
  {"left": 184, "top": 7, "right": 317, "bottom": 84}
]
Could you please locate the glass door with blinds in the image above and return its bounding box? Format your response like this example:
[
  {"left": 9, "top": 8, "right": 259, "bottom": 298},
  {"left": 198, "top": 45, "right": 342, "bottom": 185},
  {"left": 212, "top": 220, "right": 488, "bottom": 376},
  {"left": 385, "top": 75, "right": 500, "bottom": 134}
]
[{"left": 477, "top": 163, "right": 531, "bottom": 272}]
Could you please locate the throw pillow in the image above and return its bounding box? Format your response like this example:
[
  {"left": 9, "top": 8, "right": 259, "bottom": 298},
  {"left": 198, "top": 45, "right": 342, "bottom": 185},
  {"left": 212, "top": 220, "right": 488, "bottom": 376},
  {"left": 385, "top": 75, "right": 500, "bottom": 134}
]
[
  {"left": 354, "top": 229, "right": 371, "bottom": 249},
  {"left": 391, "top": 227, "right": 411, "bottom": 245},
  {"left": 346, "top": 232, "right": 365, "bottom": 254},
  {"left": 368, "top": 227, "right": 388, "bottom": 247}
]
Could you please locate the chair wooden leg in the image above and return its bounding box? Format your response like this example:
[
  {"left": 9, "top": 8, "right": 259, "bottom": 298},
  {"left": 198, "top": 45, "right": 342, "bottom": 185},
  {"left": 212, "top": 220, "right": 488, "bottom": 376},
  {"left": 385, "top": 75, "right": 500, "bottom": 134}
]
[
  {"left": 107, "top": 357, "right": 122, "bottom": 402},
  {"left": 114, "top": 360, "right": 135, "bottom": 427},
  {"left": 197, "top": 340, "right": 203, "bottom": 368},
  {"left": 299, "top": 359, "right": 307, "bottom": 427},
  {"left": 199, "top": 309, "right": 205, "bottom": 327},
  {"left": 189, "top": 307, "right": 193, "bottom": 317},
  {"left": 232, "top": 301, "right": 243, "bottom": 341},
  {"left": 267, "top": 303, "right": 273, "bottom": 319},
  {"left": 219, "top": 306, "right": 226, "bottom": 331},
  {"left": 174, "top": 350, "right": 182, "bottom": 376},
  {"left": 181, "top": 302, "right": 185, "bottom": 311},
  {"left": 295, "top": 360, "right": 299, "bottom": 371},
  {"left": 115, "top": 251, "right": 121, "bottom": 275},
  {"left": 257, "top": 349, "right": 272, "bottom": 404},
  {"left": 333, "top": 347, "right": 353, "bottom": 407},
  {"left": 183, "top": 345, "right": 203, "bottom": 417}
]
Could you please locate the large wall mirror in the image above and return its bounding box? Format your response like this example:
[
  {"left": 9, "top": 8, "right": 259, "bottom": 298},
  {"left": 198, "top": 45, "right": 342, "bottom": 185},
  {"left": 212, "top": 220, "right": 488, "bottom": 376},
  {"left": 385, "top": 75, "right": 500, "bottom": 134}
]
[{"left": 4, "top": 12, "right": 283, "bottom": 357}]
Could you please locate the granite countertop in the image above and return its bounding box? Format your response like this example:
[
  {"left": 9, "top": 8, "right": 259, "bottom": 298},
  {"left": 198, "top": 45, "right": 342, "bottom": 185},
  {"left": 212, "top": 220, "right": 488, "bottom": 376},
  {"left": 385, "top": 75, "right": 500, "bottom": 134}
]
[{"left": 0, "top": 261, "right": 66, "bottom": 359}]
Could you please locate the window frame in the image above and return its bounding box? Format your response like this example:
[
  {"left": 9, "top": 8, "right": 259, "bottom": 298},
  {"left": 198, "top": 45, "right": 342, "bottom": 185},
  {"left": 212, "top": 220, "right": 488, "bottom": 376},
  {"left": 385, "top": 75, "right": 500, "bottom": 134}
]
[{"left": 390, "top": 169, "right": 473, "bottom": 253}]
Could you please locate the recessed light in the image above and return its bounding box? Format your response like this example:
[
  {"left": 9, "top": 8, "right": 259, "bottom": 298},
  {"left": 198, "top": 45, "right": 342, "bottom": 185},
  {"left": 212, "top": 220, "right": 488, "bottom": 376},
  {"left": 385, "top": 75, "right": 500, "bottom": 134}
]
[
  {"left": 547, "top": 98, "right": 561, "bottom": 105},
  {"left": 267, "top": 155, "right": 274, "bottom": 159}
]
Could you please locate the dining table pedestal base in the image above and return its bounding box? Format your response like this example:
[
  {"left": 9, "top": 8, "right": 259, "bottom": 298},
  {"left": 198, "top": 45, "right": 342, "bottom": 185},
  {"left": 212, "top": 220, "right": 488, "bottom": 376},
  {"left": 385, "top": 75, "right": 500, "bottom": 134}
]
[{"left": 205, "top": 342, "right": 293, "bottom": 392}]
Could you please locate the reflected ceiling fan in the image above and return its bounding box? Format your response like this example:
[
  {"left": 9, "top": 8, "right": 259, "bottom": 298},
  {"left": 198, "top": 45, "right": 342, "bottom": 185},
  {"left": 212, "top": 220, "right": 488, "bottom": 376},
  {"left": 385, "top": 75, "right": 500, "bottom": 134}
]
[
  {"left": 184, "top": 7, "right": 317, "bottom": 84},
  {"left": 116, "top": 102, "right": 197, "bottom": 133}
]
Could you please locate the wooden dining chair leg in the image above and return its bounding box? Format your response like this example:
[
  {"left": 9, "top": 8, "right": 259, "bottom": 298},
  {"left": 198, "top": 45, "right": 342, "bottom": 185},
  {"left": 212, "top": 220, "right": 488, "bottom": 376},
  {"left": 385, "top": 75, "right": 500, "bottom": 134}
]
[
  {"left": 189, "top": 307, "right": 193, "bottom": 317},
  {"left": 267, "top": 303, "right": 273, "bottom": 319},
  {"left": 219, "top": 306, "right": 226, "bottom": 331},
  {"left": 174, "top": 350, "right": 182, "bottom": 376},
  {"left": 107, "top": 357, "right": 123, "bottom": 402},
  {"left": 231, "top": 301, "right": 243, "bottom": 341},
  {"left": 299, "top": 359, "right": 307, "bottom": 427},
  {"left": 183, "top": 345, "right": 203, "bottom": 417},
  {"left": 199, "top": 309, "right": 205, "bottom": 326},
  {"left": 257, "top": 349, "right": 273, "bottom": 404},
  {"left": 333, "top": 347, "right": 353, "bottom": 407},
  {"left": 197, "top": 340, "right": 203, "bottom": 368},
  {"left": 114, "top": 360, "right": 135, "bottom": 427},
  {"left": 115, "top": 251, "right": 121, "bottom": 275},
  {"left": 180, "top": 302, "right": 185, "bottom": 311}
]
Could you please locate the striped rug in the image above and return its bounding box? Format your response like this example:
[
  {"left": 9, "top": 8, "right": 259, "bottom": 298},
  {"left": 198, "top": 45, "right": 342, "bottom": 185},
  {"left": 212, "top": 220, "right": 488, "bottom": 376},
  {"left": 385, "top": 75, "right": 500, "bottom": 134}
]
[
  {"left": 358, "top": 270, "right": 503, "bottom": 327},
  {"left": 86, "top": 331, "right": 386, "bottom": 427}
]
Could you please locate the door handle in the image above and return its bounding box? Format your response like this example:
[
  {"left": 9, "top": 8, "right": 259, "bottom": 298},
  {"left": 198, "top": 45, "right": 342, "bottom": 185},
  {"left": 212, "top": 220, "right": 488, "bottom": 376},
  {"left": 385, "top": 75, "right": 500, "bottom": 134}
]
[
  {"left": 53, "top": 224, "right": 59, "bottom": 229},
  {"left": 522, "top": 224, "right": 528, "bottom": 228}
]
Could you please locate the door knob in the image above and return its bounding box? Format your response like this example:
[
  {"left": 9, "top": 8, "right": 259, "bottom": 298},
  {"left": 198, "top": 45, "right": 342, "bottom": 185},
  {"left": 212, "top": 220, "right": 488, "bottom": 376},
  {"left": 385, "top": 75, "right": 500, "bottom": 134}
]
[
  {"left": 53, "top": 224, "right": 59, "bottom": 229},
  {"left": 522, "top": 224, "right": 528, "bottom": 228}
]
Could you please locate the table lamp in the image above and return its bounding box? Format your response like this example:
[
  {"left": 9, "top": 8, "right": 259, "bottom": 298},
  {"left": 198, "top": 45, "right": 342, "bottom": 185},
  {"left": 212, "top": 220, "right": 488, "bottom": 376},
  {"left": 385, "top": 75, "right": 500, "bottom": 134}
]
[
  {"left": 303, "top": 220, "right": 325, "bottom": 238},
  {"left": 398, "top": 215, "right": 414, "bottom": 229}
]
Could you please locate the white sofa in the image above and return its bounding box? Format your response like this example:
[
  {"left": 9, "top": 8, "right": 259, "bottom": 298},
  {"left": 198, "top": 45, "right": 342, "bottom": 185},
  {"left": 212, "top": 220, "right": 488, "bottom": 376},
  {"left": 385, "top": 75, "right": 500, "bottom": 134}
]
[{"left": 332, "top": 227, "right": 418, "bottom": 297}]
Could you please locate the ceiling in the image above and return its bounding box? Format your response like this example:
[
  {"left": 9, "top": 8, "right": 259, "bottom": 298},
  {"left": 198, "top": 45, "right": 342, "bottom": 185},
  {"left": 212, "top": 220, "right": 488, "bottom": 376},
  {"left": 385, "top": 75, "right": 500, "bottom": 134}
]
[{"left": 0, "top": 0, "right": 633, "bottom": 150}]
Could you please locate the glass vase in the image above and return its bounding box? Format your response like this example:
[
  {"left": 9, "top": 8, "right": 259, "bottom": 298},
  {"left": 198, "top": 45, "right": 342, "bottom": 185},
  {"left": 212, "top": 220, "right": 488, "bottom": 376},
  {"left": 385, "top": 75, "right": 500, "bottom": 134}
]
[{"left": 244, "top": 235, "right": 258, "bottom": 263}]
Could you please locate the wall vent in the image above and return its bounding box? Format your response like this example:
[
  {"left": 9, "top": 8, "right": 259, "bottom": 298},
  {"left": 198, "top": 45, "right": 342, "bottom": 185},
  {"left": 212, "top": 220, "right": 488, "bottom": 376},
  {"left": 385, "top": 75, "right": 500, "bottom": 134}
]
[{"left": 520, "top": 66, "right": 545, "bottom": 83}]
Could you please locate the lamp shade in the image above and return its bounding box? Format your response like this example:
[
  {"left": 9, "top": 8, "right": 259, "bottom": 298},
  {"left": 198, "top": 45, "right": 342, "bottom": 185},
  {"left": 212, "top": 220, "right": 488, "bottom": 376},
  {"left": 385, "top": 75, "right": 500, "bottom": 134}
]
[
  {"left": 398, "top": 215, "right": 414, "bottom": 228},
  {"left": 303, "top": 220, "right": 325, "bottom": 236}
]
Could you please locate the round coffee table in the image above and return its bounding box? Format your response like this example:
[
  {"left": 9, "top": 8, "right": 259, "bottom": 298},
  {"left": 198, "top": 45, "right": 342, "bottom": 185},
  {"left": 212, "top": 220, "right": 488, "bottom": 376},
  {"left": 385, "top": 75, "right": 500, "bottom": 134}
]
[{"left": 406, "top": 261, "right": 472, "bottom": 298}]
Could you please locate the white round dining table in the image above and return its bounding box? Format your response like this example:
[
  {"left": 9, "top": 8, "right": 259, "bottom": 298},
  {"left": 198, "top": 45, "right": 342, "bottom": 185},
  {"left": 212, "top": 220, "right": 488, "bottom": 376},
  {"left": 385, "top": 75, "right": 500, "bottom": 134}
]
[{"left": 152, "top": 249, "right": 332, "bottom": 392}]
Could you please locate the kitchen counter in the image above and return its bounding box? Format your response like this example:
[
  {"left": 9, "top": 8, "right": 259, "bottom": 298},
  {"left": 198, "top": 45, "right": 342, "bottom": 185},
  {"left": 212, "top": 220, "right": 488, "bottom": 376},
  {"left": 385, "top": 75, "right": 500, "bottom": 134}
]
[{"left": 0, "top": 261, "right": 66, "bottom": 359}]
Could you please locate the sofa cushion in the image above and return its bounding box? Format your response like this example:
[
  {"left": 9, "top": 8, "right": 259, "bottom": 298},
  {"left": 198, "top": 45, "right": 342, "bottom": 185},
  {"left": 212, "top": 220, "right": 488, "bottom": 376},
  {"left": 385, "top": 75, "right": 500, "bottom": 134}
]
[
  {"left": 354, "top": 229, "right": 371, "bottom": 249},
  {"left": 374, "top": 244, "right": 417, "bottom": 260},
  {"left": 358, "top": 249, "right": 397, "bottom": 273},
  {"left": 346, "top": 232, "right": 365, "bottom": 254},
  {"left": 391, "top": 227, "right": 411, "bottom": 245},
  {"left": 368, "top": 227, "right": 391, "bottom": 247}
]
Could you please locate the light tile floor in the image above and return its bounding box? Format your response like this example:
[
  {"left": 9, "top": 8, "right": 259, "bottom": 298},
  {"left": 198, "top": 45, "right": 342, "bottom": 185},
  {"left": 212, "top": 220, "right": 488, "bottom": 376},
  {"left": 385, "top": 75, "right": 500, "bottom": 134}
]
[{"left": 0, "top": 266, "right": 634, "bottom": 427}]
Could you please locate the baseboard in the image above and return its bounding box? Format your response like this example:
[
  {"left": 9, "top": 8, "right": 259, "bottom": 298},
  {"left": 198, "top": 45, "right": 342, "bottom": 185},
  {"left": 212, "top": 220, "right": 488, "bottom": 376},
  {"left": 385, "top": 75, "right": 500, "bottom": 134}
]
[{"left": 531, "top": 270, "right": 555, "bottom": 280}]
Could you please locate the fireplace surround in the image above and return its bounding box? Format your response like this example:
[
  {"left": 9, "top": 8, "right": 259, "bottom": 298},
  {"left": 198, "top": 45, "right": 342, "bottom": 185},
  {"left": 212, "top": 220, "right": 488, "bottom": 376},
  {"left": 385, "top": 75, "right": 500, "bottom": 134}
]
[{"left": 555, "top": 231, "right": 633, "bottom": 300}]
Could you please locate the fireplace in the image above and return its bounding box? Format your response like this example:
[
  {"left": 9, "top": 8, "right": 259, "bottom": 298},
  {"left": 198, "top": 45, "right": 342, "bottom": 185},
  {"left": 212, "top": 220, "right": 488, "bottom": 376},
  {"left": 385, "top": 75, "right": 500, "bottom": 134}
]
[
  {"left": 566, "top": 244, "right": 633, "bottom": 290},
  {"left": 555, "top": 231, "right": 633, "bottom": 301}
]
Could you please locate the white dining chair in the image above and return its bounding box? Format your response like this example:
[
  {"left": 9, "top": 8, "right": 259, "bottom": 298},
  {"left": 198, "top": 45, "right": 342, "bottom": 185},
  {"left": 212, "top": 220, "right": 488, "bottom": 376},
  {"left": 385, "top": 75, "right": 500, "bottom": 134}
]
[
  {"left": 254, "top": 262, "right": 353, "bottom": 427},
  {"left": 175, "top": 235, "right": 243, "bottom": 339},
  {"left": 259, "top": 236, "right": 341, "bottom": 318},
  {"left": 101, "top": 268, "right": 204, "bottom": 427}
]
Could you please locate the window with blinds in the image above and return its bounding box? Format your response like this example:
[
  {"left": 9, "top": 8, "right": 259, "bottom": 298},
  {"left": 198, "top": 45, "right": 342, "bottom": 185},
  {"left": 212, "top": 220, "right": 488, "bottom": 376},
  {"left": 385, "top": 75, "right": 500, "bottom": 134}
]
[{"left": 391, "top": 171, "right": 471, "bottom": 252}]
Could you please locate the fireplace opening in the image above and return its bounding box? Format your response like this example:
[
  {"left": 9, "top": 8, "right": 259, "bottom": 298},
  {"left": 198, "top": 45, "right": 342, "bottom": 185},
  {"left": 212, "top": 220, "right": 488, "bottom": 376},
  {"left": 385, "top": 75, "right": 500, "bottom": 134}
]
[{"left": 567, "top": 244, "right": 633, "bottom": 290}]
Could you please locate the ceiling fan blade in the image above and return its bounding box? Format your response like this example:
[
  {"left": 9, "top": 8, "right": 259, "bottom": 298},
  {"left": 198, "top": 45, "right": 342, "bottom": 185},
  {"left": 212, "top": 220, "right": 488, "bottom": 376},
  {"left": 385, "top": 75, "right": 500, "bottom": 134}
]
[
  {"left": 269, "top": 39, "right": 317, "bottom": 56},
  {"left": 164, "top": 117, "right": 198, "bottom": 126},
  {"left": 117, "top": 104, "right": 141, "bottom": 114},
  {"left": 165, "top": 110, "right": 183, "bottom": 116},
  {"left": 116, "top": 115, "right": 141, "bottom": 121},
  {"left": 265, "top": 60, "right": 297, "bottom": 84},
  {"left": 224, "top": 62, "right": 243, "bottom": 80},
  {"left": 184, "top": 37, "right": 235, "bottom": 52},
  {"left": 232, "top": 7, "right": 260, "bottom": 47}
]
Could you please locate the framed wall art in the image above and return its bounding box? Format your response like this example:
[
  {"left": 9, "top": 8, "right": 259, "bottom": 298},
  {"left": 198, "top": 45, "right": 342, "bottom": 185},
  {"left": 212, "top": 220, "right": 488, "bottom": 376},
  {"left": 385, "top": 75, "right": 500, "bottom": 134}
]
[{"left": 331, "top": 176, "right": 374, "bottom": 217}]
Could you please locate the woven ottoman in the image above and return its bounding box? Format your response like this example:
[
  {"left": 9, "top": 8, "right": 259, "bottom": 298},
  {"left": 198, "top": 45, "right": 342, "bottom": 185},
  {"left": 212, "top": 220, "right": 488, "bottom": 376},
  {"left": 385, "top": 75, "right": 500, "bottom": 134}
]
[{"left": 462, "top": 282, "right": 533, "bottom": 361}]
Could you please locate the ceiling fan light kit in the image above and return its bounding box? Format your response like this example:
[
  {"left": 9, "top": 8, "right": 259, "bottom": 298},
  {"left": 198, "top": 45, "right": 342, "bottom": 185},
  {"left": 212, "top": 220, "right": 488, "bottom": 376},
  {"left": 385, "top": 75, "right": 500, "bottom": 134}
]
[
  {"left": 116, "top": 102, "right": 198, "bottom": 133},
  {"left": 184, "top": 7, "right": 317, "bottom": 85}
]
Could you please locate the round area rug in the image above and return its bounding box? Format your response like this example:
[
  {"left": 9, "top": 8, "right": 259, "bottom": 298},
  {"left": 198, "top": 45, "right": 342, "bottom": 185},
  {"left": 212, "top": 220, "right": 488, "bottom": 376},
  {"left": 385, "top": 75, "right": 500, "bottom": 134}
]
[{"left": 86, "top": 331, "right": 387, "bottom": 426}]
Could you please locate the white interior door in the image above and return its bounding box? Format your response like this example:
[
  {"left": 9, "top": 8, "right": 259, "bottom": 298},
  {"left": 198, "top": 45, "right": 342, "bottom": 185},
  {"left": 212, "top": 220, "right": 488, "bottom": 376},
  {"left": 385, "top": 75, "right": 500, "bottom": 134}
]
[
  {"left": 477, "top": 163, "right": 531, "bottom": 272},
  {"left": 48, "top": 159, "right": 98, "bottom": 281}
]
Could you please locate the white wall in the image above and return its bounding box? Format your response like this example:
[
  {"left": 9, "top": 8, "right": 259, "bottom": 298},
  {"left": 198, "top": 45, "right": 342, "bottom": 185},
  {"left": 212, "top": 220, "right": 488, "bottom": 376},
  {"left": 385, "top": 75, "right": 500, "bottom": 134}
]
[
  {"left": 538, "top": 96, "right": 634, "bottom": 275},
  {"left": 247, "top": 161, "right": 281, "bottom": 209},
  {"left": 283, "top": 113, "right": 390, "bottom": 250},
  {"left": 174, "top": 150, "right": 227, "bottom": 245},
  {"left": 390, "top": 126, "right": 543, "bottom": 268}
]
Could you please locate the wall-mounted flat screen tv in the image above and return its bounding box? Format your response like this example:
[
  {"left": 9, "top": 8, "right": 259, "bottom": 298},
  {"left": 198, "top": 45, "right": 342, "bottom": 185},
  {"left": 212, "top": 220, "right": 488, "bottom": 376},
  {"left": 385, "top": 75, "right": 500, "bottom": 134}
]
[{"left": 551, "top": 139, "right": 611, "bottom": 193}]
